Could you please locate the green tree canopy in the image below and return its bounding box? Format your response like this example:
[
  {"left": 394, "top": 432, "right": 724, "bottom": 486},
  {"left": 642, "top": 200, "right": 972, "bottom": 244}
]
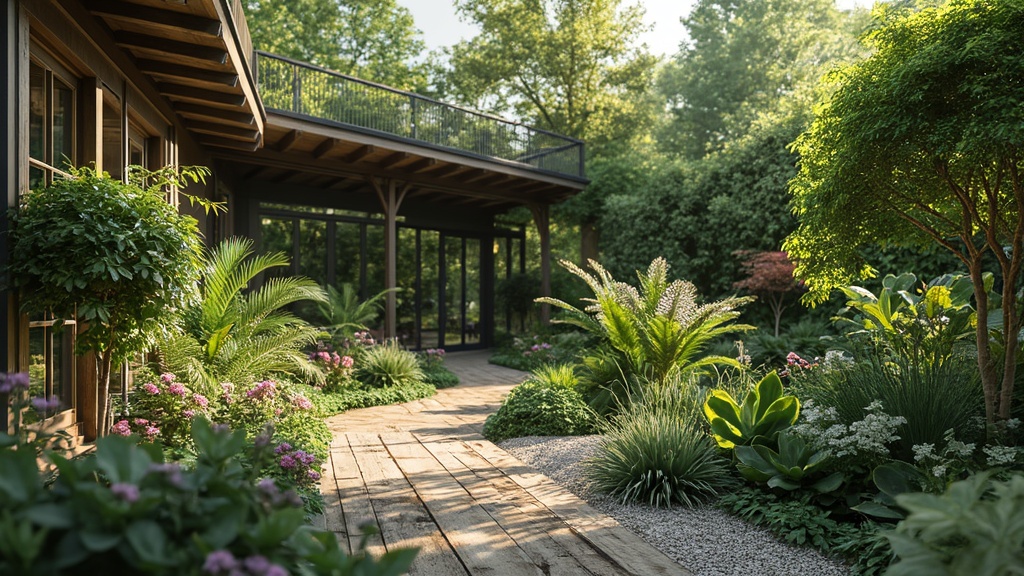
[
  {"left": 442, "top": 0, "right": 659, "bottom": 149},
  {"left": 658, "top": 0, "right": 868, "bottom": 159},
  {"left": 785, "top": 0, "right": 1024, "bottom": 423},
  {"left": 245, "top": 0, "right": 427, "bottom": 89}
]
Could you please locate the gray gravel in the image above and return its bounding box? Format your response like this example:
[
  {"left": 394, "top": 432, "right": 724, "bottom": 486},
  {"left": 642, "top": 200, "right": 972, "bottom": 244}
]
[{"left": 498, "top": 435, "right": 851, "bottom": 576}]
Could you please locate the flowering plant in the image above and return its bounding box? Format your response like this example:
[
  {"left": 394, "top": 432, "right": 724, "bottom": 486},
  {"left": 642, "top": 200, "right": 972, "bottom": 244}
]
[
  {"left": 308, "top": 343, "right": 357, "bottom": 393},
  {"left": 118, "top": 373, "right": 211, "bottom": 447}
]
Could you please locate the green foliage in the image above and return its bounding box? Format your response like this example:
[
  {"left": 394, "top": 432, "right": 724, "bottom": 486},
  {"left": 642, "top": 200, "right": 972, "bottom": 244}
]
[
  {"left": 317, "top": 283, "right": 394, "bottom": 342},
  {"left": 587, "top": 376, "right": 733, "bottom": 507},
  {"left": 494, "top": 273, "right": 539, "bottom": 330},
  {"left": 482, "top": 366, "right": 596, "bottom": 443},
  {"left": 0, "top": 419, "right": 416, "bottom": 575},
  {"left": 356, "top": 341, "right": 423, "bottom": 388},
  {"left": 792, "top": 358, "right": 983, "bottom": 461},
  {"left": 835, "top": 272, "right": 978, "bottom": 367},
  {"left": 158, "top": 238, "right": 327, "bottom": 393},
  {"left": 540, "top": 258, "right": 752, "bottom": 403},
  {"left": 719, "top": 486, "right": 894, "bottom": 574},
  {"left": 8, "top": 166, "right": 204, "bottom": 430},
  {"left": 310, "top": 382, "right": 436, "bottom": 416},
  {"left": 489, "top": 332, "right": 591, "bottom": 372},
  {"left": 418, "top": 362, "right": 459, "bottom": 389},
  {"left": 886, "top": 472, "right": 1024, "bottom": 576},
  {"left": 735, "top": 430, "right": 844, "bottom": 495},
  {"left": 744, "top": 317, "right": 834, "bottom": 368},
  {"left": 245, "top": 0, "right": 427, "bottom": 90},
  {"left": 703, "top": 371, "right": 800, "bottom": 449}
]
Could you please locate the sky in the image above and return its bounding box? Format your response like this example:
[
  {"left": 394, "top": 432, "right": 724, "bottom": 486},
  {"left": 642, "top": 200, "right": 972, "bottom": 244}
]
[{"left": 399, "top": 0, "right": 876, "bottom": 58}]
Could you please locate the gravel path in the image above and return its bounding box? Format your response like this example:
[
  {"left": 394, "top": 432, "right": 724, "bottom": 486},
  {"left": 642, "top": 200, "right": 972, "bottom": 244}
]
[{"left": 498, "top": 435, "right": 851, "bottom": 576}]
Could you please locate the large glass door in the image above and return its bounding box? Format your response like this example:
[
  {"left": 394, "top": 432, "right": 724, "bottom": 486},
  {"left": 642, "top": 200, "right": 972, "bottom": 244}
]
[{"left": 438, "top": 233, "right": 482, "bottom": 349}]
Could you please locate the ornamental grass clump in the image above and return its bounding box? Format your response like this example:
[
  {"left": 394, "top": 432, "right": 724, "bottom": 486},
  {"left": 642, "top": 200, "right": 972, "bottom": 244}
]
[
  {"left": 357, "top": 340, "right": 424, "bottom": 388},
  {"left": 588, "top": 374, "right": 733, "bottom": 507}
]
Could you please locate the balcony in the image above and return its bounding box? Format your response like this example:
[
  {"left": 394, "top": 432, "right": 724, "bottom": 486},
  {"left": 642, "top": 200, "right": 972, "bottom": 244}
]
[{"left": 252, "top": 52, "right": 585, "bottom": 180}]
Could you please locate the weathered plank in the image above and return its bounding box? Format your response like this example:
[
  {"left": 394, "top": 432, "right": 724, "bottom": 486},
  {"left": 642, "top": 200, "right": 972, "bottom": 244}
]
[
  {"left": 386, "top": 433, "right": 543, "bottom": 576},
  {"left": 464, "top": 439, "right": 692, "bottom": 576},
  {"left": 318, "top": 450, "right": 347, "bottom": 552},
  {"left": 423, "top": 437, "right": 626, "bottom": 576},
  {"left": 348, "top": 433, "right": 468, "bottom": 576},
  {"left": 331, "top": 439, "right": 386, "bottom": 558}
]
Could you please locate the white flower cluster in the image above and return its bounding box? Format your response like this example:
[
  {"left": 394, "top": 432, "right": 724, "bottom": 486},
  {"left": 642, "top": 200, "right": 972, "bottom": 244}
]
[
  {"left": 912, "top": 429, "right": 977, "bottom": 480},
  {"left": 983, "top": 445, "right": 1020, "bottom": 467},
  {"left": 822, "top": 350, "right": 854, "bottom": 371},
  {"left": 792, "top": 400, "right": 905, "bottom": 459}
]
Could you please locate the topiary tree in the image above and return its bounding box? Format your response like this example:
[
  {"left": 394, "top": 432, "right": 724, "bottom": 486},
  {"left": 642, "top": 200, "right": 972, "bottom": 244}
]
[
  {"left": 785, "top": 0, "right": 1024, "bottom": 425},
  {"left": 8, "top": 166, "right": 205, "bottom": 438}
]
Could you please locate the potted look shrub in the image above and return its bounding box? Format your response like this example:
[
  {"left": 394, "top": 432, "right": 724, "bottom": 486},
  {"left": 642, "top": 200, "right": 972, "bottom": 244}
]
[{"left": 8, "top": 166, "right": 207, "bottom": 439}]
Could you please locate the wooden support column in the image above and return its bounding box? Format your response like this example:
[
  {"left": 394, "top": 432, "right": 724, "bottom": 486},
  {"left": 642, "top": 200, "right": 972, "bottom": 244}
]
[
  {"left": 372, "top": 178, "right": 409, "bottom": 340},
  {"left": 530, "top": 204, "right": 552, "bottom": 325}
]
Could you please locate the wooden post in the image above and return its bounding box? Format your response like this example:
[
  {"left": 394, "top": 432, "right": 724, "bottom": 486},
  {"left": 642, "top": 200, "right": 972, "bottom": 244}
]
[
  {"left": 530, "top": 204, "right": 552, "bottom": 326},
  {"left": 372, "top": 178, "right": 409, "bottom": 340}
]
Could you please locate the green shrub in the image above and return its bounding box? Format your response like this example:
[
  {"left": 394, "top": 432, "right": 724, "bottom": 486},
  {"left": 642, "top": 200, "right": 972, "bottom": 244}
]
[
  {"left": 792, "top": 358, "right": 984, "bottom": 460},
  {"left": 587, "top": 376, "right": 733, "bottom": 507},
  {"left": 719, "top": 485, "right": 893, "bottom": 575},
  {"left": 417, "top": 349, "right": 459, "bottom": 389},
  {"left": 311, "top": 382, "right": 437, "bottom": 415},
  {"left": 886, "top": 472, "right": 1024, "bottom": 576},
  {"left": 482, "top": 365, "right": 595, "bottom": 443},
  {"left": 357, "top": 341, "right": 424, "bottom": 388},
  {"left": 0, "top": 419, "right": 416, "bottom": 575}
]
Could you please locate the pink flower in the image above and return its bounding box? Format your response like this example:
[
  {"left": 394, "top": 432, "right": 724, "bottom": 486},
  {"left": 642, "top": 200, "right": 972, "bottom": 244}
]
[
  {"left": 110, "top": 483, "right": 140, "bottom": 503},
  {"left": 308, "top": 470, "right": 322, "bottom": 481},
  {"left": 168, "top": 383, "right": 187, "bottom": 396},
  {"left": 341, "top": 355, "right": 354, "bottom": 368},
  {"left": 144, "top": 426, "right": 160, "bottom": 439},
  {"left": 246, "top": 380, "right": 277, "bottom": 401},
  {"left": 133, "top": 418, "right": 150, "bottom": 426},
  {"left": 160, "top": 373, "right": 176, "bottom": 384},
  {"left": 291, "top": 395, "right": 313, "bottom": 410},
  {"left": 192, "top": 393, "right": 209, "bottom": 408},
  {"left": 202, "top": 550, "right": 237, "bottom": 573},
  {"left": 111, "top": 420, "right": 132, "bottom": 436},
  {"left": 183, "top": 409, "right": 196, "bottom": 418},
  {"left": 142, "top": 383, "right": 159, "bottom": 395}
]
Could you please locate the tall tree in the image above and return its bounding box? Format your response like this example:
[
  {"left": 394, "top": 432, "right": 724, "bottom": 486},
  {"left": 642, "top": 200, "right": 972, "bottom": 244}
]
[
  {"left": 658, "top": 0, "right": 868, "bottom": 159},
  {"left": 245, "top": 0, "right": 427, "bottom": 90},
  {"left": 785, "top": 0, "right": 1024, "bottom": 424}
]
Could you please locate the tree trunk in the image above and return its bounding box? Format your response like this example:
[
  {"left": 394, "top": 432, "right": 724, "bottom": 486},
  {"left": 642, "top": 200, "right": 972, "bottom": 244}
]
[
  {"left": 96, "top": 350, "right": 112, "bottom": 437},
  {"left": 997, "top": 273, "right": 1020, "bottom": 420},
  {"left": 770, "top": 294, "right": 786, "bottom": 338},
  {"left": 970, "top": 261, "right": 1000, "bottom": 425},
  {"left": 581, "top": 221, "right": 599, "bottom": 265}
]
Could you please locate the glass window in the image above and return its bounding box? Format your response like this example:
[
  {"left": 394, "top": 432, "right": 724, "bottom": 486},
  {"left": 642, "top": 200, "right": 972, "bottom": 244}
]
[
  {"left": 102, "top": 90, "right": 123, "bottom": 180},
  {"left": 26, "top": 318, "right": 75, "bottom": 419},
  {"left": 27, "top": 59, "right": 75, "bottom": 190}
]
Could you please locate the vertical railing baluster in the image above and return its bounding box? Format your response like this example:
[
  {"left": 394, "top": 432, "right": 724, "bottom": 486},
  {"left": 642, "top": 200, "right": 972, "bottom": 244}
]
[{"left": 292, "top": 64, "right": 301, "bottom": 114}]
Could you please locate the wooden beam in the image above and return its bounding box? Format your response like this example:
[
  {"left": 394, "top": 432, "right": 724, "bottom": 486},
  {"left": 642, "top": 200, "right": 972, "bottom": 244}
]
[
  {"left": 477, "top": 173, "right": 514, "bottom": 188},
  {"left": 201, "top": 135, "right": 261, "bottom": 152},
  {"left": 159, "top": 82, "right": 246, "bottom": 106},
  {"left": 459, "top": 169, "right": 491, "bottom": 184},
  {"left": 341, "top": 145, "right": 376, "bottom": 164},
  {"left": 113, "top": 31, "right": 227, "bottom": 64},
  {"left": 312, "top": 137, "right": 342, "bottom": 159},
  {"left": 275, "top": 129, "right": 305, "bottom": 153},
  {"left": 378, "top": 152, "right": 409, "bottom": 169},
  {"left": 401, "top": 157, "right": 437, "bottom": 174},
  {"left": 175, "top": 102, "right": 255, "bottom": 126},
  {"left": 429, "top": 164, "right": 467, "bottom": 179},
  {"left": 89, "top": 0, "right": 222, "bottom": 37},
  {"left": 135, "top": 59, "right": 238, "bottom": 87},
  {"left": 185, "top": 120, "right": 259, "bottom": 141}
]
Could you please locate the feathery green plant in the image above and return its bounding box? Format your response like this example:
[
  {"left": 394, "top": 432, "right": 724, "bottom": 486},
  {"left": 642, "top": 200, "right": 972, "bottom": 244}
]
[
  {"left": 357, "top": 341, "right": 424, "bottom": 388},
  {"left": 538, "top": 258, "right": 752, "bottom": 410},
  {"left": 317, "top": 283, "right": 397, "bottom": 339},
  {"left": 158, "top": 238, "right": 327, "bottom": 392}
]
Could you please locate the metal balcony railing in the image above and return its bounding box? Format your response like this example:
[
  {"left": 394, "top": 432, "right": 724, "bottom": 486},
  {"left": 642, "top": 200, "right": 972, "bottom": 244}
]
[{"left": 253, "top": 51, "right": 585, "bottom": 180}]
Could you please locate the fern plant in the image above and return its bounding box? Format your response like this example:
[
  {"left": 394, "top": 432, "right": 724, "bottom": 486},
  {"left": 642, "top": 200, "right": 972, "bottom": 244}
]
[
  {"left": 538, "top": 258, "right": 753, "bottom": 409},
  {"left": 158, "top": 238, "right": 327, "bottom": 393}
]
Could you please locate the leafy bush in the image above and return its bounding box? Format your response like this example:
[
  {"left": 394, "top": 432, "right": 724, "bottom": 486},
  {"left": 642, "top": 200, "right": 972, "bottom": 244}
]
[
  {"left": 308, "top": 345, "right": 359, "bottom": 393},
  {"left": 482, "top": 365, "right": 596, "bottom": 443},
  {"left": 0, "top": 419, "right": 416, "bottom": 575},
  {"left": 792, "top": 358, "right": 983, "bottom": 460},
  {"left": 886, "top": 472, "right": 1024, "bottom": 576},
  {"left": 587, "top": 376, "right": 733, "bottom": 507},
  {"left": 158, "top": 237, "right": 327, "bottom": 394},
  {"left": 310, "top": 382, "right": 437, "bottom": 415},
  {"left": 719, "top": 486, "right": 893, "bottom": 575},
  {"left": 539, "top": 258, "right": 752, "bottom": 412},
  {"left": 357, "top": 341, "right": 424, "bottom": 388},
  {"left": 417, "top": 349, "right": 459, "bottom": 389}
]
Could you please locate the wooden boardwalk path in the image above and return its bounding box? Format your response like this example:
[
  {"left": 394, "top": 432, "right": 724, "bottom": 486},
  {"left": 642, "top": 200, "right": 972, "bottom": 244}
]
[{"left": 321, "top": 350, "right": 691, "bottom": 576}]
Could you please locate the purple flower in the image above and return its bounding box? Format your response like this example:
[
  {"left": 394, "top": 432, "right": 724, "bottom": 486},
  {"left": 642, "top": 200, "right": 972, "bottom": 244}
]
[
  {"left": 307, "top": 470, "right": 321, "bottom": 481},
  {"left": 265, "top": 564, "right": 289, "bottom": 576},
  {"left": 6, "top": 372, "right": 29, "bottom": 392},
  {"left": 246, "top": 380, "right": 277, "bottom": 401},
  {"left": 111, "top": 420, "right": 133, "bottom": 436},
  {"left": 110, "top": 483, "right": 140, "bottom": 503},
  {"left": 257, "top": 478, "right": 278, "bottom": 495},
  {"left": 147, "top": 463, "right": 184, "bottom": 487},
  {"left": 30, "top": 396, "right": 61, "bottom": 412},
  {"left": 160, "top": 373, "right": 177, "bottom": 384},
  {"left": 167, "top": 383, "right": 187, "bottom": 396},
  {"left": 294, "top": 451, "right": 316, "bottom": 466},
  {"left": 183, "top": 409, "right": 196, "bottom": 419},
  {"left": 202, "top": 550, "right": 238, "bottom": 574},
  {"left": 291, "top": 395, "right": 313, "bottom": 411},
  {"left": 274, "top": 442, "right": 292, "bottom": 455},
  {"left": 193, "top": 393, "right": 209, "bottom": 408},
  {"left": 144, "top": 426, "right": 160, "bottom": 439},
  {"left": 243, "top": 555, "right": 271, "bottom": 574},
  {"left": 142, "top": 382, "right": 160, "bottom": 395},
  {"left": 279, "top": 454, "right": 297, "bottom": 469}
]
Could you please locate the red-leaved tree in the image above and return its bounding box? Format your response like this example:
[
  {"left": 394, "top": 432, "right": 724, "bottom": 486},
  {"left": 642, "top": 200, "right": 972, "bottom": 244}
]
[{"left": 733, "top": 251, "right": 803, "bottom": 337}]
